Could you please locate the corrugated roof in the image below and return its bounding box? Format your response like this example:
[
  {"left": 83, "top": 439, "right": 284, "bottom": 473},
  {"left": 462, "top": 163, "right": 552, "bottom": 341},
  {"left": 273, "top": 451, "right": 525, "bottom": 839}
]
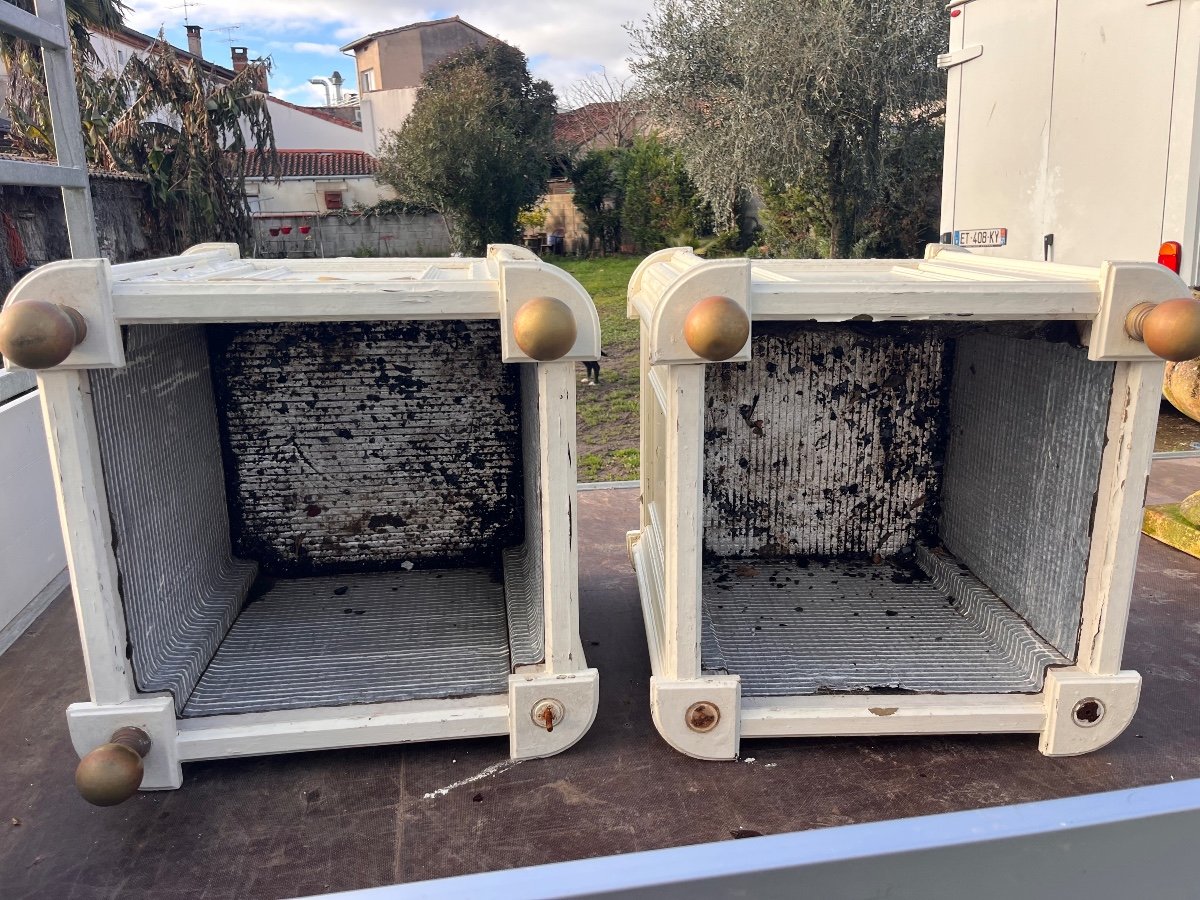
[
  {"left": 339, "top": 16, "right": 498, "bottom": 53},
  {"left": 242, "top": 149, "right": 379, "bottom": 178}
]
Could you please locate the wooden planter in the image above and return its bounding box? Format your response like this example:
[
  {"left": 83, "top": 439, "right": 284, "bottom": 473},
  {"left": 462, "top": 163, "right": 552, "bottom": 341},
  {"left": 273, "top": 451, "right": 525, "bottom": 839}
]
[
  {"left": 1, "top": 244, "right": 600, "bottom": 801},
  {"left": 626, "top": 246, "right": 1191, "bottom": 760}
]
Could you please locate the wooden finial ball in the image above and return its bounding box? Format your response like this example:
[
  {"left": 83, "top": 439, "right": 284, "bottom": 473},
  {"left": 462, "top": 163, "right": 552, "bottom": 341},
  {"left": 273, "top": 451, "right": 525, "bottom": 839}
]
[
  {"left": 513, "top": 297, "right": 577, "bottom": 361},
  {"left": 1138, "top": 298, "right": 1200, "bottom": 362},
  {"left": 0, "top": 300, "right": 87, "bottom": 370},
  {"left": 683, "top": 295, "right": 750, "bottom": 361},
  {"left": 75, "top": 742, "right": 145, "bottom": 807}
]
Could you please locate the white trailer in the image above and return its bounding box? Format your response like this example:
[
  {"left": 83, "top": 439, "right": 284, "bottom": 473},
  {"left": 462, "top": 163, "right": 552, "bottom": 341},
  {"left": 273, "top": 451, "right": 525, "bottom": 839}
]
[{"left": 940, "top": 0, "right": 1200, "bottom": 287}]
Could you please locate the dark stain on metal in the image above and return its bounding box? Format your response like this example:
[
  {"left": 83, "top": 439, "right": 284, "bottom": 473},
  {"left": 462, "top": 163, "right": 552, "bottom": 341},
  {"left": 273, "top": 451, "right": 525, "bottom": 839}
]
[
  {"left": 703, "top": 323, "right": 953, "bottom": 563},
  {"left": 208, "top": 320, "right": 525, "bottom": 577}
]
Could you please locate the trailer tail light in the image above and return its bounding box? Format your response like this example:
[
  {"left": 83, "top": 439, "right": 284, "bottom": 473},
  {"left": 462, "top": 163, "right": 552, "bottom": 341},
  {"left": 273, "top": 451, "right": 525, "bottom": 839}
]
[{"left": 1159, "top": 241, "right": 1182, "bottom": 274}]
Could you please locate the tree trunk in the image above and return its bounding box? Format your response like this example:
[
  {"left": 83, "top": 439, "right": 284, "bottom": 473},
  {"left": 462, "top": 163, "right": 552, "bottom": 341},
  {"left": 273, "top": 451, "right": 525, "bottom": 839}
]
[{"left": 825, "top": 140, "right": 856, "bottom": 259}]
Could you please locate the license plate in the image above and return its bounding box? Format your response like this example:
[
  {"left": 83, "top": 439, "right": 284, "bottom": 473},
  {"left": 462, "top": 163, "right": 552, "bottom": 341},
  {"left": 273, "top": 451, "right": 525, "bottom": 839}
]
[{"left": 954, "top": 227, "right": 1007, "bottom": 248}]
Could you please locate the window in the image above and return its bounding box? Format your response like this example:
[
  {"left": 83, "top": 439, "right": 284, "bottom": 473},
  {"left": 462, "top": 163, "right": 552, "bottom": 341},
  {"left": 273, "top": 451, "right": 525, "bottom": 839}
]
[
  {"left": 324, "top": 191, "right": 344, "bottom": 211},
  {"left": 360, "top": 69, "right": 375, "bottom": 92}
]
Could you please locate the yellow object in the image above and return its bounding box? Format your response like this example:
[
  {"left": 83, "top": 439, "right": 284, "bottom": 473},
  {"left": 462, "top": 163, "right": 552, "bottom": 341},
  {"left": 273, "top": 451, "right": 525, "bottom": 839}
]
[
  {"left": 1142, "top": 503, "right": 1200, "bottom": 559},
  {"left": 683, "top": 295, "right": 750, "bottom": 362},
  {"left": 512, "top": 296, "right": 577, "bottom": 361}
]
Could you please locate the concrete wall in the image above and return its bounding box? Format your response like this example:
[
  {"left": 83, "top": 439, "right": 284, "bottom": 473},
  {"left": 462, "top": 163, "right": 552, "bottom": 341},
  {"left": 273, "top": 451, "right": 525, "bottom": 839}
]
[
  {"left": 354, "top": 39, "right": 384, "bottom": 93},
  {"left": 373, "top": 29, "right": 424, "bottom": 91},
  {"left": 247, "top": 176, "right": 396, "bottom": 215},
  {"left": 419, "top": 21, "right": 491, "bottom": 78},
  {"left": 360, "top": 89, "right": 420, "bottom": 154},
  {"left": 252, "top": 212, "right": 451, "bottom": 258},
  {"left": 543, "top": 187, "right": 586, "bottom": 252}
]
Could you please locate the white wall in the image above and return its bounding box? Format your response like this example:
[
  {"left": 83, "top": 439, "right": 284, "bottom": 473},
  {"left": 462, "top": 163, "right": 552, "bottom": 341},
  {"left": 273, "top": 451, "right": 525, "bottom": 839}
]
[
  {"left": 264, "top": 100, "right": 368, "bottom": 152},
  {"left": 360, "top": 88, "right": 419, "bottom": 154},
  {"left": 89, "top": 29, "right": 145, "bottom": 74},
  {"left": 248, "top": 176, "right": 396, "bottom": 214},
  {"left": 85, "top": 30, "right": 368, "bottom": 153},
  {"left": 0, "top": 389, "right": 67, "bottom": 654}
]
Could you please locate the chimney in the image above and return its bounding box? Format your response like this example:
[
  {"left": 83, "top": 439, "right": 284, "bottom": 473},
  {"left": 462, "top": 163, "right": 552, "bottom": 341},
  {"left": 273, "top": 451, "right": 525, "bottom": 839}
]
[
  {"left": 185, "top": 25, "right": 203, "bottom": 58},
  {"left": 232, "top": 47, "right": 270, "bottom": 94},
  {"left": 330, "top": 70, "right": 344, "bottom": 103}
]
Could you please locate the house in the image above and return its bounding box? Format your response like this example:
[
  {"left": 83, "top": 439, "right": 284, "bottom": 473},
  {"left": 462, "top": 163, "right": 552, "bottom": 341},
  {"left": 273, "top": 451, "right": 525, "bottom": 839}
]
[
  {"left": 241, "top": 149, "right": 393, "bottom": 216},
  {"left": 85, "top": 24, "right": 369, "bottom": 152},
  {"left": 340, "top": 16, "right": 504, "bottom": 154},
  {"left": 239, "top": 149, "right": 450, "bottom": 259}
]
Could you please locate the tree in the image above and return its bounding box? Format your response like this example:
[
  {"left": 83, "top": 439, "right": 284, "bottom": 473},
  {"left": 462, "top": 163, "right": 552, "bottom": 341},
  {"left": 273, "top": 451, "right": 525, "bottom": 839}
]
[
  {"left": 2, "top": 3, "right": 277, "bottom": 253},
  {"left": 560, "top": 69, "right": 645, "bottom": 154},
  {"left": 630, "top": 0, "right": 946, "bottom": 258},
  {"left": 571, "top": 147, "right": 625, "bottom": 254},
  {"left": 620, "top": 137, "right": 709, "bottom": 252},
  {"left": 376, "top": 43, "right": 557, "bottom": 255},
  {"left": 572, "top": 137, "right": 711, "bottom": 254}
]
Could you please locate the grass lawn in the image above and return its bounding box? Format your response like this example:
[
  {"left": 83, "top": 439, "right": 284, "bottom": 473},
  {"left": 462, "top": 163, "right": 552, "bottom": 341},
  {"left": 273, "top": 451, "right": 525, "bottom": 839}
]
[{"left": 548, "top": 255, "right": 645, "bottom": 482}]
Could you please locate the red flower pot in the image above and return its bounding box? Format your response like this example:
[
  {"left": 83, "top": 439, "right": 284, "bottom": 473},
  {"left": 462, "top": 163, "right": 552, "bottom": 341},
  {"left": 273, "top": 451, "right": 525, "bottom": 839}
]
[
  {"left": 268, "top": 227, "right": 280, "bottom": 237},
  {"left": 281, "top": 226, "right": 293, "bottom": 235},
  {"left": 299, "top": 225, "right": 311, "bottom": 235}
]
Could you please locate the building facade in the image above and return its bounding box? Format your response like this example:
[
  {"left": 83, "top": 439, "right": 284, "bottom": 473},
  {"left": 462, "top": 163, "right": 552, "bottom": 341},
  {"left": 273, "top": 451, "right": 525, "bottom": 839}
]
[{"left": 340, "top": 17, "right": 500, "bottom": 154}]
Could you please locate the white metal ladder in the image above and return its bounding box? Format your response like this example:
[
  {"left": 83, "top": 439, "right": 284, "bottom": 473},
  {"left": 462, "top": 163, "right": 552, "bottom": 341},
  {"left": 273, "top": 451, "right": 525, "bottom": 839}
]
[{"left": 0, "top": 0, "right": 98, "bottom": 402}]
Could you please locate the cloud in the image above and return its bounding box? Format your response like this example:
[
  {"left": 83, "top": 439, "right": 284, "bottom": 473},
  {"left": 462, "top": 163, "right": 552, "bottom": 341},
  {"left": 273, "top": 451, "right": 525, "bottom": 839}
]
[
  {"left": 292, "top": 42, "right": 345, "bottom": 57},
  {"left": 271, "top": 81, "right": 330, "bottom": 104},
  {"left": 120, "top": 0, "right": 655, "bottom": 92}
]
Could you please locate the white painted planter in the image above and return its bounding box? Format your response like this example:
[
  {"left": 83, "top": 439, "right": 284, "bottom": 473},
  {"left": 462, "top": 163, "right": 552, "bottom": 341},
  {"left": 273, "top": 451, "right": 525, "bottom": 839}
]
[
  {"left": 2, "top": 244, "right": 600, "bottom": 792},
  {"left": 627, "top": 245, "right": 1179, "bottom": 759}
]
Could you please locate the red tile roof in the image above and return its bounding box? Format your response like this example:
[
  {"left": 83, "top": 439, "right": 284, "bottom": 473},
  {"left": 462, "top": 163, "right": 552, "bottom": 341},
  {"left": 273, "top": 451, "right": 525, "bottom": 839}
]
[
  {"left": 243, "top": 150, "right": 379, "bottom": 179},
  {"left": 555, "top": 102, "right": 622, "bottom": 148}
]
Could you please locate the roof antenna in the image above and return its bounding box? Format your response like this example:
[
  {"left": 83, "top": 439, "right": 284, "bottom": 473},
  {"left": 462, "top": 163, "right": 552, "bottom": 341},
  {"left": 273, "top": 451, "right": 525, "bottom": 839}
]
[
  {"left": 169, "top": 0, "right": 201, "bottom": 26},
  {"left": 212, "top": 24, "right": 243, "bottom": 44}
]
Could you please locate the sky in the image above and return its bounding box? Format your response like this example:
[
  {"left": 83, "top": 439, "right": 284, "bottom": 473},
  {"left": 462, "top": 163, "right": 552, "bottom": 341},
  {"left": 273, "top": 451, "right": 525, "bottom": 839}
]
[{"left": 119, "top": 0, "right": 656, "bottom": 106}]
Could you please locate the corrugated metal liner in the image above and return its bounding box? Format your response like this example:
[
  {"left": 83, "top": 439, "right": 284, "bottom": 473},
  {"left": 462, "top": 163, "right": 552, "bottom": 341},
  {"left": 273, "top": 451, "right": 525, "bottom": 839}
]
[
  {"left": 183, "top": 569, "right": 512, "bottom": 717},
  {"left": 703, "top": 324, "right": 949, "bottom": 559},
  {"left": 209, "top": 320, "right": 524, "bottom": 576},
  {"left": 700, "top": 546, "right": 1066, "bottom": 697},
  {"left": 504, "top": 363, "right": 546, "bottom": 668},
  {"left": 940, "top": 334, "right": 1113, "bottom": 658},
  {"left": 91, "top": 326, "right": 258, "bottom": 713},
  {"left": 503, "top": 544, "right": 544, "bottom": 667}
]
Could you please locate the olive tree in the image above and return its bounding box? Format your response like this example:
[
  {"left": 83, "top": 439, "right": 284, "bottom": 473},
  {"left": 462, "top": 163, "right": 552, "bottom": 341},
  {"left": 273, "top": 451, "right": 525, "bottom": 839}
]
[
  {"left": 630, "top": 0, "right": 946, "bottom": 258},
  {"left": 376, "top": 44, "right": 557, "bottom": 255}
]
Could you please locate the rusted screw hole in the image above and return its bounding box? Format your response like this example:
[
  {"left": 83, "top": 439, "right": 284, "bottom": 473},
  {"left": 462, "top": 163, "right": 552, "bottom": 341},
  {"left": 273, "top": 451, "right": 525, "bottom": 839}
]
[
  {"left": 531, "top": 699, "right": 564, "bottom": 733},
  {"left": 686, "top": 701, "right": 720, "bottom": 733},
  {"left": 1072, "top": 698, "right": 1105, "bottom": 727}
]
